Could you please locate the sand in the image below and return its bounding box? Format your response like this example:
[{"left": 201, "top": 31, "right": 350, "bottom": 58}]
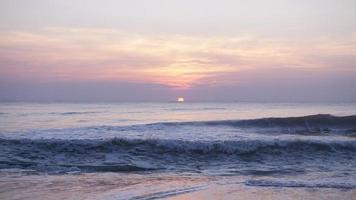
[{"left": 0, "top": 171, "right": 355, "bottom": 200}]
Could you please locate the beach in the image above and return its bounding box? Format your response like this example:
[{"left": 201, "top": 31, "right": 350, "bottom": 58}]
[{"left": 1, "top": 171, "right": 355, "bottom": 200}]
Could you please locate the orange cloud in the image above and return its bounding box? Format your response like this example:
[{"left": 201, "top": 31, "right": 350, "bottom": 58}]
[{"left": 0, "top": 27, "right": 356, "bottom": 89}]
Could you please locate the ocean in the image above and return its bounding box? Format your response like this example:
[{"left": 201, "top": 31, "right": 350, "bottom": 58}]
[{"left": 0, "top": 102, "right": 356, "bottom": 199}]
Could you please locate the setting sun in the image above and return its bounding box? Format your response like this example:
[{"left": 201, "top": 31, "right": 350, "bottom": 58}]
[{"left": 177, "top": 97, "right": 185, "bottom": 102}]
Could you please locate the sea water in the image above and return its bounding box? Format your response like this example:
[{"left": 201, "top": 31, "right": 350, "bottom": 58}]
[{"left": 0, "top": 102, "right": 356, "bottom": 199}]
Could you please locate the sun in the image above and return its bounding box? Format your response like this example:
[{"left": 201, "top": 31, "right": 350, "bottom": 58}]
[{"left": 177, "top": 97, "right": 185, "bottom": 102}]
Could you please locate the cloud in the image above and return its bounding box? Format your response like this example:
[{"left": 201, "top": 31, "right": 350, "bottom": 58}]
[
  {"left": 184, "top": 67, "right": 356, "bottom": 102},
  {"left": 1, "top": 27, "right": 356, "bottom": 89},
  {"left": 0, "top": 80, "right": 174, "bottom": 102}
]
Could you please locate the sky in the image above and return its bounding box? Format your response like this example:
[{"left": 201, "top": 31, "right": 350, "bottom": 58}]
[{"left": 0, "top": 0, "right": 356, "bottom": 102}]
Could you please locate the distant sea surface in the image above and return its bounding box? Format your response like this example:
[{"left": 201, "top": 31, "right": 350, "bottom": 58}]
[{"left": 1, "top": 102, "right": 356, "bottom": 199}]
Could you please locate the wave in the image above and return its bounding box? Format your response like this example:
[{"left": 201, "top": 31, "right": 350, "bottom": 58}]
[
  {"left": 245, "top": 179, "right": 356, "bottom": 189},
  {"left": 1, "top": 137, "right": 355, "bottom": 155},
  {"left": 48, "top": 111, "right": 102, "bottom": 115},
  {"left": 1, "top": 136, "right": 355, "bottom": 174},
  {"left": 0, "top": 160, "right": 153, "bottom": 173},
  {"left": 158, "top": 114, "right": 356, "bottom": 128},
  {"left": 151, "top": 114, "right": 356, "bottom": 135},
  {"left": 4, "top": 114, "right": 356, "bottom": 137},
  {"left": 1, "top": 114, "right": 355, "bottom": 174},
  {"left": 56, "top": 114, "right": 354, "bottom": 137}
]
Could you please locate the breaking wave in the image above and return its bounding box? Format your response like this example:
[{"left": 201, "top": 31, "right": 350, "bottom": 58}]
[
  {"left": 1, "top": 136, "right": 355, "bottom": 155},
  {"left": 151, "top": 114, "right": 356, "bottom": 135},
  {"left": 1, "top": 114, "right": 355, "bottom": 174},
  {"left": 157, "top": 114, "right": 356, "bottom": 128},
  {"left": 0, "top": 136, "right": 355, "bottom": 174}
]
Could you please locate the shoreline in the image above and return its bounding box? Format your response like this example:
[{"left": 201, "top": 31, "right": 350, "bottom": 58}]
[{"left": 1, "top": 172, "right": 355, "bottom": 200}]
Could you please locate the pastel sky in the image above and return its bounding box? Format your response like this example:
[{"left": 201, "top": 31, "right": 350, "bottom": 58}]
[{"left": 1, "top": 0, "right": 356, "bottom": 102}]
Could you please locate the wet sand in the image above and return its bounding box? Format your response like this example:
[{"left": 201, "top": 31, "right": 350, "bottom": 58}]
[{"left": 1, "top": 171, "right": 355, "bottom": 200}]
